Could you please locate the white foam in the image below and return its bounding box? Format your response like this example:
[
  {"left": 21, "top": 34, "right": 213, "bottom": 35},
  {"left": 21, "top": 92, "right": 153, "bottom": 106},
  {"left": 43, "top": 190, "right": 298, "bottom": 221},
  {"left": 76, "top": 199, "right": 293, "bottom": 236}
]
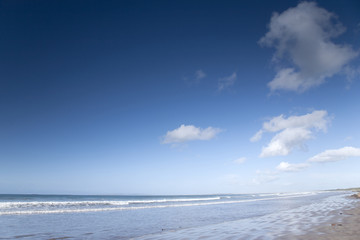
[
  {"left": 0, "top": 192, "right": 317, "bottom": 216},
  {"left": 258, "top": 191, "right": 316, "bottom": 197},
  {"left": 0, "top": 201, "right": 130, "bottom": 209},
  {"left": 0, "top": 197, "right": 222, "bottom": 210},
  {"left": 128, "top": 197, "right": 222, "bottom": 204}
]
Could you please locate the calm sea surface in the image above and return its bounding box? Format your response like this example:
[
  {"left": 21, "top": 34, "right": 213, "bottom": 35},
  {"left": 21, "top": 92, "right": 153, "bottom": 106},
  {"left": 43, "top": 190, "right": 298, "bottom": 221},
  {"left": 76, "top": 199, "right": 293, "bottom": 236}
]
[{"left": 0, "top": 191, "right": 352, "bottom": 239}]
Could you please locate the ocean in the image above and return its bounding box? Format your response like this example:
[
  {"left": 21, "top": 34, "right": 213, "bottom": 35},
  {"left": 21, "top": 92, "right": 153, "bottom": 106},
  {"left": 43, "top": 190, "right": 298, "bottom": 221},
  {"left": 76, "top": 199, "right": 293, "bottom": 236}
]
[{"left": 0, "top": 191, "right": 354, "bottom": 239}]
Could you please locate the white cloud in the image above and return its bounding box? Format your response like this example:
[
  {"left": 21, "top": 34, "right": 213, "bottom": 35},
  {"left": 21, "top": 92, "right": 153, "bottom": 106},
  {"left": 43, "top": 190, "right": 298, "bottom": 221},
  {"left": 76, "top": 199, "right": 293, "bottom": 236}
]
[
  {"left": 162, "top": 124, "right": 222, "bottom": 144},
  {"left": 233, "top": 157, "right": 246, "bottom": 164},
  {"left": 256, "top": 146, "right": 360, "bottom": 182},
  {"left": 260, "top": 127, "right": 312, "bottom": 157},
  {"left": 184, "top": 70, "right": 206, "bottom": 85},
  {"left": 260, "top": 110, "right": 328, "bottom": 134},
  {"left": 218, "top": 72, "right": 237, "bottom": 91},
  {"left": 251, "top": 110, "right": 329, "bottom": 157},
  {"left": 195, "top": 70, "right": 206, "bottom": 80},
  {"left": 276, "top": 161, "right": 309, "bottom": 172},
  {"left": 254, "top": 161, "right": 309, "bottom": 184},
  {"left": 260, "top": 2, "right": 358, "bottom": 92},
  {"left": 308, "top": 146, "right": 360, "bottom": 163}
]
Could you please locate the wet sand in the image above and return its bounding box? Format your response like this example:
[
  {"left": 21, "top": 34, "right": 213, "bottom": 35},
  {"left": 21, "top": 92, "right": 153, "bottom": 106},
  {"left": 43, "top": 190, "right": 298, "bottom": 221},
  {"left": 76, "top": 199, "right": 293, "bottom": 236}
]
[
  {"left": 135, "top": 193, "right": 360, "bottom": 240},
  {"left": 285, "top": 196, "right": 360, "bottom": 240}
]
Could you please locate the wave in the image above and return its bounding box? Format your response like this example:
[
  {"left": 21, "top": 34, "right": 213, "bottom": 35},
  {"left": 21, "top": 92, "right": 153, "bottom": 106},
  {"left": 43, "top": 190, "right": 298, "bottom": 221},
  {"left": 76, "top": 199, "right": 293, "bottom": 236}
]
[
  {"left": 0, "top": 201, "right": 129, "bottom": 209},
  {"left": 0, "top": 193, "right": 318, "bottom": 216},
  {"left": 128, "top": 197, "right": 222, "bottom": 204},
  {"left": 0, "top": 197, "right": 222, "bottom": 209},
  {"left": 258, "top": 192, "right": 316, "bottom": 197}
]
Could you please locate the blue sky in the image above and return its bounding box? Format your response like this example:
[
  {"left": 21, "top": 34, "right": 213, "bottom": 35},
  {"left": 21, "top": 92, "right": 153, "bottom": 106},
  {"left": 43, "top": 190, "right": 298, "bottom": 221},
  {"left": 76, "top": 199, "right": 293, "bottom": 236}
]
[{"left": 1, "top": 0, "right": 360, "bottom": 195}]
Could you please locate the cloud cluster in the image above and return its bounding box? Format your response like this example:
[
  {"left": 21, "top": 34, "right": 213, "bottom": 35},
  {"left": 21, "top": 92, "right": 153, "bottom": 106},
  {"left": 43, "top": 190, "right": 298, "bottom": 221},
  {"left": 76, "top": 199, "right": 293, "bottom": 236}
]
[
  {"left": 168, "top": 3, "right": 359, "bottom": 190},
  {"left": 251, "top": 110, "right": 329, "bottom": 157},
  {"left": 255, "top": 146, "right": 360, "bottom": 184},
  {"left": 218, "top": 72, "right": 237, "bottom": 91},
  {"left": 308, "top": 146, "right": 360, "bottom": 163},
  {"left": 163, "top": 124, "right": 222, "bottom": 144},
  {"left": 260, "top": 1, "right": 358, "bottom": 92}
]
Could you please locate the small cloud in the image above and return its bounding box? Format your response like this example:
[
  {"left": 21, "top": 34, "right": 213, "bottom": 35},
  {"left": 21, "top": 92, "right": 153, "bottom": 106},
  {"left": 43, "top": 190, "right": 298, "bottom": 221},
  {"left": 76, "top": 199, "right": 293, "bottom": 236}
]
[
  {"left": 276, "top": 161, "right": 309, "bottom": 172},
  {"left": 260, "top": 2, "right": 358, "bottom": 92},
  {"left": 233, "top": 157, "right": 246, "bottom": 164},
  {"left": 254, "top": 160, "right": 309, "bottom": 184},
  {"left": 251, "top": 110, "right": 329, "bottom": 157},
  {"left": 184, "top": 69, "right": 206, "bottom": 85},
  {"left": 218, "top": 72, "right": 237, "bottom": 91},
  {"left": 308, "top": 146, "right": 360, "bottom": 163},
  {"left": 162, "top": 124, "right": 222, "bottom": 144},
  {"left": 195, "top": 70, "right": 206, "bottom": 80}
]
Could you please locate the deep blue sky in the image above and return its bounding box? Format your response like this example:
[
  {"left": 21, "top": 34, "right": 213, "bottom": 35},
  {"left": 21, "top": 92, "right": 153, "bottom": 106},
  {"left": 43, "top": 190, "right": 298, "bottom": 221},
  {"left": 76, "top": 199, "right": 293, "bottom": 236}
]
[{"left": 1, "top": 0, "right": 360, "bottom": 194}]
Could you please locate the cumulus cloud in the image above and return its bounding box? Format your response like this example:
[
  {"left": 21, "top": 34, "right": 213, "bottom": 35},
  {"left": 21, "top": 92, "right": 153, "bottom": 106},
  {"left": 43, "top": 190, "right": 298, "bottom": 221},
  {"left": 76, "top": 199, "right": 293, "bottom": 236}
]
[
  {"left": 260, "top": 128, "right": 313, "bottom": 157},
  {"left": 251, "top": 110, "right": 329, "bottom": 157},
  {"left": 218, "top": 72, "right": 237, "bottom": 91},
  {"left": 233, "top": 157, "right": 246, "bottom": 164},
  {"left": 162, "top": 124, "right": 222, "bottom": 144},
  {"left": 276, "top": 161, "right": 310, "bottom": 172},
  {"left": 308, "top": 146, "right": 360, "bottom": 163},
  {"left": 260, "top": 1, "right": 358, "bottom": 92}
]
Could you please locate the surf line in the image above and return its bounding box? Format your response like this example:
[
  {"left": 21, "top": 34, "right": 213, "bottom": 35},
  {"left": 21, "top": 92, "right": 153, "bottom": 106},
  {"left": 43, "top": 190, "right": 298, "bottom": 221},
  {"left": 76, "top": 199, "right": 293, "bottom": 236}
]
[{"left": 0, "top": 193, "right": 317, "bottom": 216}]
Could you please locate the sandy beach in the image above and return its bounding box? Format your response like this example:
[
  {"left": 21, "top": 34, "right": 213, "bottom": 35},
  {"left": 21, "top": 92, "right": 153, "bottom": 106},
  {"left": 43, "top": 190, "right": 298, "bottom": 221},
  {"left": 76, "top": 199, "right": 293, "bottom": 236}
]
[
  {"left": 1, "top": 192, "right": 358, "bottom": 239},
  {"left": 135, "top": 193, "right": 360, "bottom": 240},
  {"left": 286, "top": 194, "right": 360, "bottom": 240}
]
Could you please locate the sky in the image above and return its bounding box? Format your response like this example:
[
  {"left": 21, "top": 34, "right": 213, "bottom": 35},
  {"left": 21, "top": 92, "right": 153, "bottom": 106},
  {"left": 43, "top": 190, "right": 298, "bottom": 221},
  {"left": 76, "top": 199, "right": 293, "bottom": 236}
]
[{"left": 1, "top": 0, "right": 360, "bottom": 195}]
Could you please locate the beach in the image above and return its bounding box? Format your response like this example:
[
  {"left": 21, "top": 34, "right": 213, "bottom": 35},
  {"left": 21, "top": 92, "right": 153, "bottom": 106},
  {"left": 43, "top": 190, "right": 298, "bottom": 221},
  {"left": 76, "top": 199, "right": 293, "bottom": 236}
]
[
  {"left": 288, "top": 195, "right": 360, "bottom": 240},
  {"left": 135, "top": 192, "right": 360, "bottom": 240},
  {"left": 0, "top": 192, "right": 358, "bottom": 239}
]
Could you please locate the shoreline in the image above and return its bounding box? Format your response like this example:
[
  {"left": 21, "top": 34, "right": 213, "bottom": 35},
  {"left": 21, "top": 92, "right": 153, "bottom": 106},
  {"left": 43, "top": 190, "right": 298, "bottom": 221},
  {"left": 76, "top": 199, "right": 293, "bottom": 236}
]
[
  {"left": 1, "top": 191, "right": 358, "bottom": 239},
  {"left": 135, "top": 192, "right": 359, "bottom": 240},
  {"left": 284, "top": 194, "right": 360, "bottom": 240}
]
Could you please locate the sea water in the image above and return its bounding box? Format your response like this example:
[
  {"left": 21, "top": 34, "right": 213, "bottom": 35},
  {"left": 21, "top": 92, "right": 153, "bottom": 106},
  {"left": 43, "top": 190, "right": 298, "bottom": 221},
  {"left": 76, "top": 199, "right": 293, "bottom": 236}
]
[{"left": 0, "top": 191, "right": 354, "bottom": 239}]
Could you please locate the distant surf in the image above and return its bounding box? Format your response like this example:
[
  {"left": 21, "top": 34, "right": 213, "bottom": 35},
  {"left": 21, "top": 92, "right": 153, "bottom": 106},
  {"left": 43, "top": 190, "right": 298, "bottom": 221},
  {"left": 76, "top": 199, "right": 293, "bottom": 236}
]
[{"left": 0, "top": 192, "right": 318, "bottom": 215}]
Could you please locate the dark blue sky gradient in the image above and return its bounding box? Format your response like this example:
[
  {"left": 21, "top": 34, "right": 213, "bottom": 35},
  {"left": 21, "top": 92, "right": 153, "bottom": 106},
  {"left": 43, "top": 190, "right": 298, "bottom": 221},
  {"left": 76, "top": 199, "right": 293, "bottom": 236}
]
[{"left": 1, "top": 0, "right": 360, "bottom": 194}]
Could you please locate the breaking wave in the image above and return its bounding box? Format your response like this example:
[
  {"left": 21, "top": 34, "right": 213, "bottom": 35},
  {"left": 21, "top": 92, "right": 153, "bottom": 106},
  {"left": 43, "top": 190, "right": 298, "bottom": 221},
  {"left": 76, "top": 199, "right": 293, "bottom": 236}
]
[{"left": 0, "top": 192, "right": 318, "bottom": 216}]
